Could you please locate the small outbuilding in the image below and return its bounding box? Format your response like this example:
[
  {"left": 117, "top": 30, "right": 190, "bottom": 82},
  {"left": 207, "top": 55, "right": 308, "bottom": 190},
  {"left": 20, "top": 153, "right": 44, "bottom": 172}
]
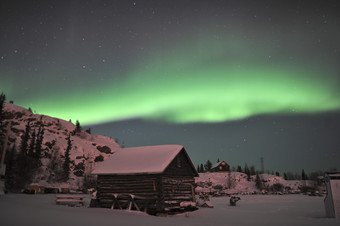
[
  {"left": 324, "top": 171, "right": 340, "bottom": 218},
  {"left": 92, "top": 145, "right": 198, "bottom": 214},
  {"left": 211, "top": 161, "right": 230, "bottom": 172}
]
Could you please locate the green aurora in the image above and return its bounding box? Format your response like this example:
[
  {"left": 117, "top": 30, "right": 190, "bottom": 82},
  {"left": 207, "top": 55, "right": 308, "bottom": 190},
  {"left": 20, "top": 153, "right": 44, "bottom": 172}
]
[{"left": 11, "top": 39, "right": 339, "bottom": 125}]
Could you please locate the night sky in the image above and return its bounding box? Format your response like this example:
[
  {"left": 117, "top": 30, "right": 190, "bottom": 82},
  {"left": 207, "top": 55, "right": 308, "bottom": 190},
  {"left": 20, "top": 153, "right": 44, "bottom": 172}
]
[{"left": 1, "top": 1, "right": 340, "bottom": 173}]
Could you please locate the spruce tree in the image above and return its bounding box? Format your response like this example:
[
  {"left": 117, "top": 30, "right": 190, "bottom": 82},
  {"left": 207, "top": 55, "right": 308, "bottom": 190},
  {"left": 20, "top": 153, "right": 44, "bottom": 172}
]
[
  {"left": 85, "top": 128, "right": 91, "bottom": 134},
  {"left": 28, "top": 130, "right": 36, "bottom": 158},
  {"left": 204, "top": 160, "right": 212, "bottom": 172},
  {"left": 244, "top": 163, "right": 251, "bottom": 181},
  {"left": 237, "top": 165, "right": 242, "bottom": 172},
  {"left": 75, "top": 120, "right": 81, "bottom": 133},
  {"left": 35, "top": 124, "right": 44, "bottom": 162},
  {"left": 200, "top": 164, "right": 204, "bottom": 173},
  {"left": 62, "top": 134, "right": 72, "bottom": 182},
  {"left": 302, "top": 169, "right": 306, "bottom": 180},
  {"left": 0, "top": 92, "right": 6, "bottom": 148},
  {"left": 48, "top": 147, "right": 63, "bottom": 182},
  {"left": 5, "top": 144, "right": 16, "bottom": 190},
  {"left": 255, "top": 173, "right": 263, "bottom": 190},
  {"left": 16, "top": 122, "right": 31, "bottom": 187},
  {"left": 20, "top": 122, "right": 30, "bottom": 156},
  {"left": 250, "top": 166, "right": 256, "bottom": 175}
]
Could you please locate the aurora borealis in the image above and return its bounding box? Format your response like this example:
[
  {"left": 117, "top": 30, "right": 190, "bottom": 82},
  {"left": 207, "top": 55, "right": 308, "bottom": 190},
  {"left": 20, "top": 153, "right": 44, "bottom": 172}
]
[
  {"left": 2, "top": 35, "right": 340, "bottom": 125},
  {"left": 1, "top": 1, "right": 340, "bottom": 172}
]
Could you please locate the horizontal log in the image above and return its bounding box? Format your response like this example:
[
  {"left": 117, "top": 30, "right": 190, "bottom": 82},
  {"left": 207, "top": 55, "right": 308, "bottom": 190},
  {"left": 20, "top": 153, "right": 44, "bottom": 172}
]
[
  {"left": 98, "top": 185, "right": 155, "bottom": 190},
  {"left": 98, "top": 182, "right": 154, "bottom": 186},
  {"left": 99, "top": 176, "right": 159, "bottom": 182},
  {"left": 162, "top": 177, "right": 194, "bottom": 181},
  {"left": 99, "top": 189, "right": 158, "bottom": 195},
  {"left": 99, "top": 192, "right": 158, "bottom": 198},
  {"left": 163, "top": 185, "right": 192, "bottom": 189},
  {"left": 98, "top": 178, "right": 157, "bottom": 182},
  {"left": 164, "top": 195, "right": 193, "bottom": 200},
  {"left": 163, "top": 191, "right": 192, "bottom": 195}
]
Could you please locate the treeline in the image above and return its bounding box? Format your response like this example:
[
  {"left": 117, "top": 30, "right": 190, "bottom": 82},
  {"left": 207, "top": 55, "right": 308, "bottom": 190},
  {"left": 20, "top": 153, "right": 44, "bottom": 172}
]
[
  {"left": 197, "top": 158, "right": 334, "bottom": 181},
  {"left": 0, "top": 93, "right": 73, "bottom": 190}
]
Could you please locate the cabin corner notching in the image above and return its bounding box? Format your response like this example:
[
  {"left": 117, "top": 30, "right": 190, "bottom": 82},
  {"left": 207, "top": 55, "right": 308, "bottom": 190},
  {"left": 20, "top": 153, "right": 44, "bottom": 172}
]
[{"left": 92, "top": 145, "right": 198, "bottom": 214}]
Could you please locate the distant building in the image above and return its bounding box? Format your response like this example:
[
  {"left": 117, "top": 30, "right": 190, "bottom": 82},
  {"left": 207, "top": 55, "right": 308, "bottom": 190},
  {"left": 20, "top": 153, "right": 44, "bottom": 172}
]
[
  {"left": 92, "top": 145, "right": 198, "bottom": 214},
  {"left": 211, "top": 161, "right": 230, "bottom": 172}
]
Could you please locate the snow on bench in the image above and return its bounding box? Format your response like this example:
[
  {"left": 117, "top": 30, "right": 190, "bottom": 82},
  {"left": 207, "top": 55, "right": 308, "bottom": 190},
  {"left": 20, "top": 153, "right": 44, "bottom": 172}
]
[{"left": 55, "top": 195, "right": 85, "bottom": 206}]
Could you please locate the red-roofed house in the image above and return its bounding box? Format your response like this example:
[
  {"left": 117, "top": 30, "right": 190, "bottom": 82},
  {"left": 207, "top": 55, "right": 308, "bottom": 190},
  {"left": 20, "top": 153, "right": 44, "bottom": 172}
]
[{"left": 211, "top": 161, "right": 230, "bottom": 172}]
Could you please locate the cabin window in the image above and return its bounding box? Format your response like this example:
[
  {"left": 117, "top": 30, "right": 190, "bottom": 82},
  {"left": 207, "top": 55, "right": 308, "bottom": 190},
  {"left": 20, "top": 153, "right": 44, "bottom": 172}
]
[
  {"left": 219, "top": 166, "right": 222, "bottom": 170},
  {"left": 176, "top": 156, "right": 181, "bottom": 168},
  {"left": 222, "top": 162, "right": 226, "bottom": 166}
]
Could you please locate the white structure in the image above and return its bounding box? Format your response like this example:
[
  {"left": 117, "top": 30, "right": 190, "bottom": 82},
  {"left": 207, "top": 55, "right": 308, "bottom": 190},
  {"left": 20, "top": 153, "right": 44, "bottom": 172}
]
[{"left": 324, "top": 172, "right": 340, "bottom": 218}]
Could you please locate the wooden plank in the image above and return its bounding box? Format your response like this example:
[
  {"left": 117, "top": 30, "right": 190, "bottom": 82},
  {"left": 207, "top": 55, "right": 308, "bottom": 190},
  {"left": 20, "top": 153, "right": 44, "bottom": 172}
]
[
  {"left": 56, "top": 199, "right": 84, "bottom": 206},
  {"left": 56, "top": 195, "right": 84, "bottom": 199}
]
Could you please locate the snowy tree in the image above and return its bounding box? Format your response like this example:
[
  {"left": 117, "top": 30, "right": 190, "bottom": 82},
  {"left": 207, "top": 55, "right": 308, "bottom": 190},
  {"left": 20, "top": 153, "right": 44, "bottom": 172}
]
[
  {"left": 227, "top": 170, "right": 235, "bottom": 189},
  {"left": 255, "top": 173, "right": 263, "bottom": 190},
  {"left": 62, "top": 134, "right": 72, "bottom": 182},
  {"left": 20, "top": 122, "right": 30, "bottom": 156},
  {"left": 250, "top": 165, "right": 256, "bottom": 175},
  {"left": 83, "top": 153, "right": 96, "bottom": 190},
  {"left": 16, "top": 121, "right": 31, "bottom": 187},
  {"left": 75, "top": 120, "right": 82, "bottom": 133},
  {"left": 5, "top": 144, "right": 17, "bottom": 190},
  {"left": 200, "top": 164, "right": 204, "bottom": 173},
  {"left": 204, "top": 160, "right": 212, "bottom": 172},
  {"left": 48, "top": 146, "right": 63, "bottom": 182},
  {"left": 35, "top": 124, "right": 44, "bottom": 163},
  {"left": 244, "top": 163, "right": 251, "bottom": 181},
  {"left": 237, "top": 165, "right": 242, "bottom": 172},
  {"left": 302, "top": 169, "right": 307, "bottom": 180},
  {"left": 0, "top": 92, "right": 6, "bottom": 148},
  {"left": 28, "top": 130, "right": 36, "bottom": 158}
]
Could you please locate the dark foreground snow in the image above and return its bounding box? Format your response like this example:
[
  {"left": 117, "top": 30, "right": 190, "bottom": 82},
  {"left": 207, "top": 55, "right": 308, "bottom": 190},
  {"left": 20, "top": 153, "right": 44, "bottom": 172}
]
[{"left": 0, "top": 194, "right": 339, "bottom": 226}]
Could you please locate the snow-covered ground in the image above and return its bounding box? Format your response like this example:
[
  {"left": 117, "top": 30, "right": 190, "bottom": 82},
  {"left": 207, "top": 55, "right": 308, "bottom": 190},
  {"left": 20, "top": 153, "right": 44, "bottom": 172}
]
[{"left": 0, "top": 194, "right": 339, "bottom": 226}]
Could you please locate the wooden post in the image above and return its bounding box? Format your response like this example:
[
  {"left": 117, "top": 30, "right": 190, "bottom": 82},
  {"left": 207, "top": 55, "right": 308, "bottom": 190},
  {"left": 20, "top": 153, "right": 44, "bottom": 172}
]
[
  {"left": 1, "top": 121, "right": 11, "bottom": 164},
  {"left": 0, "top": 121, "right": 11, "bottom": 196}
]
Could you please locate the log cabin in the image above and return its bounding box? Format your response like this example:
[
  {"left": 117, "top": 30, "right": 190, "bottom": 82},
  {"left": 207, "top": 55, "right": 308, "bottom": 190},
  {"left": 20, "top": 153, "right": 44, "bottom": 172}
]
[{"left": 92, "top": 145, "right": 198, "bottom": 214}]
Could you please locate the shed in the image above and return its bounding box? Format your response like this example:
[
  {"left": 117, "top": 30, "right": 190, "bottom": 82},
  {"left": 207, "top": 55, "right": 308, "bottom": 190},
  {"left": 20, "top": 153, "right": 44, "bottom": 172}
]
[
  {"left": 92, "top": 145, "right": 198, "bottom": 214},
  {"left": 211, "top": 161, "right": 230, "bottom": 172},
  {"left": 324, "top": 172, "right": 340, "bottom": 218}
]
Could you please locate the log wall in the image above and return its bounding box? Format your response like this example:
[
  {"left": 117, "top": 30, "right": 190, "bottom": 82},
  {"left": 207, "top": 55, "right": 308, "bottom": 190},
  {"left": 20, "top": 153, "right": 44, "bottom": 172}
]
[
  {"left": 97, "top": 174, "right": 161, "bottom": 212},
  {"left": 96, "top": 149, "right": 198, "bottom": 214}
]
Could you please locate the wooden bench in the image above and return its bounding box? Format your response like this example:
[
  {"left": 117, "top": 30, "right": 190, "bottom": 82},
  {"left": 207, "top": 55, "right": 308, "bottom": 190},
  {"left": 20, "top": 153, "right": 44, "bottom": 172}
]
[{"left": 56, "top": 195, "right": 85, "bottom": 207}]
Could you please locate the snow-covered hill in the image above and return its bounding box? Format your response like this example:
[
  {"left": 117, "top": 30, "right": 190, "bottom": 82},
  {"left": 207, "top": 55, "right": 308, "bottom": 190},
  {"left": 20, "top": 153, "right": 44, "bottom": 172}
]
[
  {"left": 2, "top": 103, "right": 120, "bottom": 190},
  {"left": 195, "top": 172, "right": 317, "bottom": 195}
]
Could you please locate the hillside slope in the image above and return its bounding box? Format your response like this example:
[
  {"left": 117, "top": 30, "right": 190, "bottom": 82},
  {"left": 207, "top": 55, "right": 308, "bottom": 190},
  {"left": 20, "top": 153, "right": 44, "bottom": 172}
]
[
  {"left": 2, "top": 103, "right": 120, "bottom": 190},
  {"left": 196, "top": 172, "right": 315, "bottom": 195}
]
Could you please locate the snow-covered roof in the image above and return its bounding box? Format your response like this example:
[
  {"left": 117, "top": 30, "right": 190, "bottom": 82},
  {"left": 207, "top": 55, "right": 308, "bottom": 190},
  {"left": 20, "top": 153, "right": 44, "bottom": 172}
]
[
  {"left": 211, "top": 161, "right": 229, "bottom": 169},
  {"left": 92, "top": 145, "right": 185, "bottom": 175}
]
